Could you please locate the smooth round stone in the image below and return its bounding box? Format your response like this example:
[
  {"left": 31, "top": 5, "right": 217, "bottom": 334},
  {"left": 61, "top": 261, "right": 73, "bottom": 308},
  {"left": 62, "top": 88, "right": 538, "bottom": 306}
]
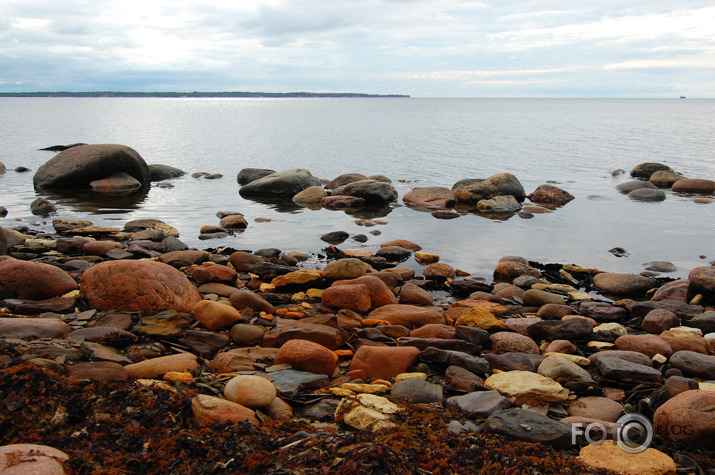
[
  {"left": 641, "top": 309, "right": 680, "bottom": 334},
  {"left": 489, "top": 332, "right": 539, "bottom": 354},
  {"left": 653, "top": 390, "right": 715, "bottom": 448},
  {"left": 229, "top": 323, "right": 265, "bottom": 346},
  {"left": 321, "top": 258, "right": 367, "bottom": 280},
  {"left": 484, "top": 371, "right": 569, "bottom": 403},
  {"left": 592, "top": 273, "right": 656, "bottom": 296},
  {"left": 224, "top": 374, "right": 276, "bottom": 409},
  {"left": 274, "top": 339, "right": 338, "bottom": 376},
  {"left": 522, "top": 289, "right": 566, "bottom": 306},
  {"left": 566, "top": 396, "right": 624, "bottom": 422},
  {"left": 191, "top": 394, "right": 259, "bottom": 427},
  {"left": 544, "top": 339, "right": 577, "bottom": 354},
  {"left": 0, "top": 444, "right": 69, "bottom": 474},
  {"left": 67, "top": 361, "right": 129, "bottom": 380},
  {"left": 578, "top": 440, "right": 676, "bottom": 475},
  {"left": 615, "top": 334, "right": 673, "bottom": 358}
]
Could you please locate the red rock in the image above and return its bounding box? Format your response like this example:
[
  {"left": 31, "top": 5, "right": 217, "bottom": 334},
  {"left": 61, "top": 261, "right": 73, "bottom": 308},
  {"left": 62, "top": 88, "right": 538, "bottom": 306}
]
[
  {"left": 191, "top": 394, "right": 259, "bottom": 427},
  {"left": 228, "top": 251, "right": 265, "bottom": 271},
  {"left": 274, "top": 339, "right": 338, "bottom": 376},
  {"left": 366, "top": 304, "right": 445, "bottom": 328},
  {"left": 263, "top": 320, "right": 343, "bottom": 350},
  {"left": 83, "top": 240, "right": 124, "bottom": 256},
  {"left": 67, "top": 361, "right": 129, "bottom": 380},
  {"left": 350, "top": 346, "right": 421, "bottom": 379},
  {"left": 124, "top": 353, "right": 199, "bottom": 379},
  {"left": 158, "top": 249, "right": 209, "bottom": 268},
  {"left": 399, "top": 282, "right": 433, "bottom": 306},
  {"left": 0, "top": 443, "right": 69, "bottom": 475},
  {"left": 503, "top": 317, "right": 542, "bottom": 336},
  {"left": 688, "top": 266, "right": 715, "bottom": 301},
  {"left": 566, "top": 396, "right": 624, "bottom": 422},
  {"left": 545, "top": 339, "right": 577, "bottom": 354},
  {"left": 527, "top": 184, "right": 574, "bottom": 205},
  {"left": 651, "top": 279, "right": 689, "bottom": 302},
  {"left": 210, "top": 350, "right": 257, "bottom": 373},
  {"left": 653, "top": 390, "right": 715, "bottom": 448},
  {"left": 493, "top": 261, "right": 541, "bottom": 282},
  {"left": 641, "top": 309, "right": 680, "bottom": 334},
  {"left": 0, "top": 317, "right": 71, "bottom": 340},
  {"left": 409, "top": 323, "right": 455, "bottom": 339},
  {"left": 193, "top": 300, "right": 243, "bottom": 330},
  {"left": 489, "top": 332, "right": 539, "bottom": 354},
  {"left": 321, "top": 284, "right": 372, "bottom": 312},
  {"left": 536, "top": 304, "right": 574, "bottom": 319},
  {"left": 423, "top": 263, "right": 456, "bottom": 280},
  {"left": 333, "top": 275, "right": 397, "bottom": 307},
  {"left": 228, "top": 289, "right": 275, "bottom": 314},
  {"left": 379, "top": 239, "right": 422, "bottom": 251},
  {"left": 672, "top": 178, "right": 715, "bottom": 194},
  {"left": 402, "top": 186, "right": 455, "bottom": 210},
  {"left": 615, "top": 334, "right": 673, "bottom": 358},
  {"left": 0, "top": 258, "right": 78, "bottom": 300},
  {"left": 185, "top": 262, "right": 237, "bottom": 285},
  {"left": 80, "top": 260, "right": 200, "bottom": 314},
  {"left": 219, "top": 214, "right": 248, "bottom": 229}
]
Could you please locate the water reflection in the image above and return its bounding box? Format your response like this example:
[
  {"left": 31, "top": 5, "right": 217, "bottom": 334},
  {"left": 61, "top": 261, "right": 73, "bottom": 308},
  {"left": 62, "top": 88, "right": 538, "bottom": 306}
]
[{"left": 38, "top": 185, "right": 150, "bottom": 214}]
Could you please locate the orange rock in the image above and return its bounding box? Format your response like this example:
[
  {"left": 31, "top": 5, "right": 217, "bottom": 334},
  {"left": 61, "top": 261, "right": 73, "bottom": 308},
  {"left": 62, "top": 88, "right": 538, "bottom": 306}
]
[
  {"left": 125, "top": 353, "right": 199, "bottom": 379},
  {"left": 366, "top": 304, "right": 445, "bottom": 329},
  {"left": 333, "top": 275, "right": 397, "bottom": 307},
  {"left": 0, "top": 258, "right": 78, "bottom": 300},
  {"left": 185, "top": 262, "right": 238, "bottom": 285},
  {"left": 350, "top": 346, "right": 421, "bottom": 379},
  {"left": 275, "top": 339, "right": 338, "bottom": 376},
  {"left": 191, "top": 394, "right": 259, "bottom": 427},
  {"left": 452, "top": 299, "right": 507, "bottom": 315},
  {"left": 193, "top": 300, "right": 243, "bottom": 330},
  {"left": 322, "top": 284, "right": 372, "bottom": 312}
]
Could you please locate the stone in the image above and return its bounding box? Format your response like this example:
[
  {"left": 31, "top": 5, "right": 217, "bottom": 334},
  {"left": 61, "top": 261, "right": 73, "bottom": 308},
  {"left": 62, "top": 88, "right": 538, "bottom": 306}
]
[
  {"left": 617, "top": 180, "right": 657, "bottom": 194},
  {"left": 688, "top": 266, "right": 715, "bottom": 300},
  {"left": 593, "top": 273, "right": 656, "bottom": 296},
  {"left": 399, "top": 337, "right": 481, "bottom": 353},
  {"left": 236, "top": 167, "right": 275, "bottom": 185},
  {"left": 641, "top": 309, "right": 680, "bottom": 333},
  {"left": 148, "top": 164, "right": 185, "bottom": 181},
  {"left": 321, "top": 258, "right": 367, "bottom": 280},
  {"left": 445, "top": 365, "right": 485, "bottom": 392},
  {"left": 566, "top": 396, "right": 623, "bottom": 422},
  {"left": 324, "top": 173, "right": 369, "bottom": 190},
  {"left": 350, "top": 346, "right": 421, "bottom": 380},
  {"left": 0, "top": 317, "right": 71, "bottom": 340},
  {"left": 334, "top": 398, "right": 392, "bottom": 431},
  {"left": 224, "top": 374, "right": 276, "bottom": 409},
  {"left": 218, "top": 214, "right": 248, "bottom": 229},
  {"left": 578, "top": 440, "right": 676, "bottom": 475},
  {"left": 402, "top": 186, "right": 455, "bottom": 210},
  {"left": 0, "top": 443, "right": 69, "bottom": 475},
  {"left": 593, "top": 355, "right": 662, "bottom": 383},
  {"left": 292, "top": 186, "right": 328, "bottom": 205},
  {"left": 263, "top": 320, "right": 344, "bottom": 350},
  {"left": 578, "top": 301, "right": 628, "bottom": 322},
  {"left": 269, "top": 369, "right": 330, "bottom": 398},
  {"left": 227, "top": 251, "right": 264, "bottom": 271},
  {"left": 271, "top": 269, "right": 322, "bottom": 287},
  {"left": 615, "top": 334, "right": 673, "bottom": 358},
  {"left": 66, "top": 326, "right": 138, "bottom": 347},
  {"left": 274, "top": 339, "right": 338, "bottom": 376},
  {"left": 537, "top": 354, "right": 596, "bottom": 391},
  {"left": 380, "top": 239, "right": 422, "bottom": 251},
  {"left": 658, "top": 329, "right": 710, "bottom": 354},
  {"left": 239, "top": 168, "right": 321, "bottom": 198},
  {"left": 653, "top": 390, "right": 715, "bottom": 448},
  {"left": 503, "top": 317, "right": 542, "bottom": 336},
  {"left": 67, "top": 361, "right": 129, "bottom": 380},
  {"left": 477, "top": 195, "right": 521, "bottom": 213},
  {"left": 423, "top": 262, "right": 456, "bottom": 280},
  {"left": 157, "top": 250, "right": 209, "bottom": 268},
  {"left": 627, "top": 188, "right": 666, "bottom": 202},
  {"left": 335, "top": 179, "right": 398, "bottom": 204},
  {"left": 536, "top": 304, "right": 574, "bottom": 319},
  {"left": 493, "top": 260, "right": 541, "bottom": 282},
  {"left": 29, "top": 198, "right": 57, "bottom": 215},
  {"left": 229, "top": 323, "right": 265, "bottom": 346},
  {"left": 545, "top": 339, "right": 578, "bottom": 354},
  {"left": 89, "top": 171, "right": 142, "bottom": 192},
  {"left": 320, "top": 231, "right": 349, "bottom": 244},
  {"left": 178, "top": 330, "right": 230, "bottom": 356},
  {"left": 191, "top": 394, "right": 259, "bottom": 427},
  {"left": 366, "top": 304, "right": 445, "bottom": 328},
  {"left": 447, "top": 390, "right": 512, "bottom": 417},
  {"left": 33, "top": 144, "right": 149, "bottom": 189},
  {"left": 134, "top": 310, "right": 193, "bottom": 338},
  {"left": 453, "top": 173, "right": 526, "bottom": 204},
  {"left": 649, "top": 170, "right": 684, "bottom": 188},
  {"left": 389, "top": 378, "right": 444, "bottom": 405},
  {"left": 321, "top": 284, "right": 372, "bottom": 312},
  {"left": 229, "top": 289, "right": 275, "bottom": 314},
  {"left": 668, "top": 350, "right": 715, "bottom": 379},
  {"left": 79, "top": 260, "right": 199, "bottom": 314},
  {"left": 489, "top": 332, "right": 539, "bottom": 354},
  {"left": 186, "top": 262, "right": 238, "bottom": 285},
  {"left": 399, "top": 282, "right": 434, "bottom": 306},
  {"left": 527, "top": 184, "right": 574, "bottom": 205},
  {"left": 484, "top": 353, "right": 543, "bottom": 373},
  {"left": 321, "top": 196, "right": 366, "bottom": 209},
  {"left": 375, "top": 246, "right": 412, "bottom": 262},
  {"left": 522, "top": 289, "right": 566, "bottom": 306},
  {"left": 0, "top": 259, "right": 78, "bottom": 300},
  {"left": 484, "top": 370, "right": 569, "bottom": 403},
  {"left": 689, "top": 312, "right": 715, "bottom": 334},
  {"left": 210, "top": 351, "right": 256, "bottom": 373},
  {"left": 651, "top": 279, "right": 689, "bottom": 302},
  {"left": 455, "top": 307, "right": 505, "bottom": 330},
  {"left": 672, "top": 178, "right": 715, "bottom": 194},
  {"left": 630, "top": 162, "right": 675, "bottom": 180},
  {"left": 124, "top": 353, "right": 199, "bottom": 379},
  {"left": 528, "top": 318, "right": 593, "bottom": 342},
  {"left": 664, "top": 376, "right": 699, "bottom": 399},
  {"left": 333, "top": 275, "right": 398, "bottom": 308},
  {"left": 485, "top": 408, "right": 573, "bottom": 446},
  {"left": 410, "top": 323, "right": 455, "bottom": 340}
]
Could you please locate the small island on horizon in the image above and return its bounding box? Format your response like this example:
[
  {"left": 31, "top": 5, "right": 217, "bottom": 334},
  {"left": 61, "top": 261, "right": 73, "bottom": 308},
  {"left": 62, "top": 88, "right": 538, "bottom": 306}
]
[{"left": 0, "top": 91, "right": 410, "bottom": 98}]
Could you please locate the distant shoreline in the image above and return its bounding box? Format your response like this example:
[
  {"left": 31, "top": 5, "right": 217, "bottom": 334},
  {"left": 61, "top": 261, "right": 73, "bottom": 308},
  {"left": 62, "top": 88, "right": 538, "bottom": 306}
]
[{"left": 0, "top": 91, "right": 410, "bottom": 98}]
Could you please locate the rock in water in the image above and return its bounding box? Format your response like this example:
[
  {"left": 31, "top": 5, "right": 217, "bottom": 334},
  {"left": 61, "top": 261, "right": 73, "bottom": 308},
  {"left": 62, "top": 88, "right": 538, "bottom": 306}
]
[
  {"left": 453, "top": 173, "right": 526, "bottom": 204},
  {"left": 33, "top": 144, "right": 150, "bottom": 189},
  {"left": 239, "top": 168, "right": 321, "bottom": 197},
  {"left": 80, "top": 260, "right": 201, "bottom": 313}
]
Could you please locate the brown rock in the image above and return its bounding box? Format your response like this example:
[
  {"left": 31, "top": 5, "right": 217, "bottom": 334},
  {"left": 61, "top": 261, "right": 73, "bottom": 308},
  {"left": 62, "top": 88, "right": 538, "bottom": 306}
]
[
  {"left": 641, "top": 309, "right": 680, "bottom": 333},
  {"left": 592, "top": 273, "right": 656, "bottom": 296},
  {"left": 566, "top": 396, "right": 623, "bottom": 422},
  {"left": 0, "top": 258, "right": 78, "bottom": 300},
  {"left": 380, "top": 239, "right": 422, "bottom": 251},
  {"left": 219, "top": 214, "right": 248, "bottom": 229},
  {"left": 578, "top": 441, "right": 676, "bottom": 475},
  {"left": 274, "top": 339, "right": 338, "bottom": 376},
  {"left": 522, "top": 289, "right": 566, "bottom": 306},
  {"left": 83, "top": 240, "right": 124, "bottom": 256},
  {"left": 651, "top": 279, "right": 690, "bottom": 302},
  {"left": 366, "top": 304, "right": 445, "bottom": 328},
  {"left": 67, "top": 361, "right": 129, "bottom": 380},
  {"left": 193, "top": 300, "right": 243, "bottom": 331},
  {"left": 688, "top": 266, "right": 715, "bottom": 300},
  {"left": 186, "top": 262, "right": 238, "bottom": 285},
  {"left": 229, "top": 323, "right": 265, "bottom": 346},
  {"left": 158, "top": 249, "right": 209, "bottom": 268},
  {"left": 0, "top": 317, "right": 71, "bottom": 340},
  {"left": 409, "top": 323, "right": 455, "bottom": 339},
  {"left": 191, "top": 394, "right": 259, "bottom": 427},
  {"left": 455, "top": 307, "right": 506, "bottom": 330},
  {"left": 489, "top": 332, "right": 539, "bottom": 354},
  {"left": 321, "top": 195, "right": 366, "bottom": 209},
  {"left": 210, "top": 350, "right": 256, "bottom": 373},
  {"left": 350, "top": 346, "right": 421, "bottom": 379},
  {"left": 229, "top": 289, "right": 275, "bottom": 314},
  {"left": 527, "top": 184, "right": 574, "bottom": 205},
  {"left": 124, "top": 353, "right": 199, "bottom": 379},
  {"left": 423, "top": 262, "right": 456, "bottom": 280},
  {"left": 0, "top": 443, "right": 69, "bottom": 475},
  {"left": 321, "top": 258, "right": 367, "bottom": 280},
  {"left": 263, "top": 320, "right": 344, "bottom": 350},
  {"left": 333, "top": 275, "right": 397, "bottom": 307},
  {"left": 493, "top": 260, "right": 541, "bottom": 282},
  {"left": 658, "top": 329, "right": 710, "bottom": 354},
  {"left": 615, "top": 334, "right": 673, "bottom": 358},
  {"left": 223, "top": 374, "right": 276, "bottom": 409},
  {"left": 544, "top": 339, "right": 577, "bottom": 354},
  {"left": 399, "top": 282, "right": 434, "bottom": 306},
  {"left": 321, "top": 284, "right": 372, "bottom": 312},
  {"left": 653, "top": 390, "right": 715, "bottom": 448},
  {"left": 228, "top": 251, "right": 265, "bottom": 271},
  {"left": 402, "top": 186, "right": 455, "bottom": 210},
  {"left": 536, "top": 304, "right": 575, "bottom": 319},
  {"left": 672, "top": 178, "right": 715, "bottom": 194}
]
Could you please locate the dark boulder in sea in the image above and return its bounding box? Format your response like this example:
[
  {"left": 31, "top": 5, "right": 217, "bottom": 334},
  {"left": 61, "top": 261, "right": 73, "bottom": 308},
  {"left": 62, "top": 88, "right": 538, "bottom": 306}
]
[
  {"left": 239, "top": 168, "right": 321, "bottom": 198},
  {"left": 616, "top": 180, "right": 657, "bottom": 194},
  {"left": 332, "top": 179, "right": 398, "bottom": 205},
  {"left": 148, "top": 164, "right": 186, "bottom": 181},
  {"left": 237, "top": 167, "right": 276, "bottom": 185},
  {"left": 90, "top": 172, "right": 143, "bottom": 193},
  {"left": 452, "top": 173, "right": 526, "bottom": 204},
  {"left": 33, "top": 144, "right": 150, "bottom": 190},
  {"left": 527, "top": 184, "right": 575, "bottom": 206},
  {"left": 324, "top": 173, "right": 368, "bottom": 190},
  {"left": 30, "top": 198, "right": 56, "bottom": 216},
  {"left": 627, "top": 188, "right": 666, "bottom": 202},
  {"left": 630, "top": 162, "right": 675, "bottom": 180},
  {"left": 649, "top": 170, "right": 685, "bottom": 188},
  {"left": 672, "top": 178, "right": 715, "bottom": 195}
]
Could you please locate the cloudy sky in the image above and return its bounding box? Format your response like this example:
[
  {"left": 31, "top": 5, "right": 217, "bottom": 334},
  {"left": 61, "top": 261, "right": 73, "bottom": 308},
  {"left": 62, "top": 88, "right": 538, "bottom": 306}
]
[{"left": 1, "top": 0, "right": 714, "bottom": 97}]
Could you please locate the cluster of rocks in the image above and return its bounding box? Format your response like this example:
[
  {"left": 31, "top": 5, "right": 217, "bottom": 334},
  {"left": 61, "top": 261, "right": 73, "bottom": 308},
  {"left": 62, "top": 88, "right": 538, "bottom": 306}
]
[
  {"left": 615, "top": 162, "right": 715, "bottom": 203},
  {"left": 1, "top": 210, "right": 714, "bottom": 474}
]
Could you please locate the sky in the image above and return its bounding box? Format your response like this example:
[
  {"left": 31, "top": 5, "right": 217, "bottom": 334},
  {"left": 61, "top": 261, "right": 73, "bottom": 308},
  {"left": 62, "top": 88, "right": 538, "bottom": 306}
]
[{"left": 1, "top": 1, "right": 714, "bottom": 97}]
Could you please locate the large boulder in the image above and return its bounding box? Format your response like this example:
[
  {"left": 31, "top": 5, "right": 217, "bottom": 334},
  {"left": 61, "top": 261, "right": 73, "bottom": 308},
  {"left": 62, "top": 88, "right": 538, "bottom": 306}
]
[
  {"left": 148, "top": 164, "right": 186, "bottom": 181},
  {"left": 33, "top": 144, "right": 150, "bottom": 189},
  {"left": 630, "top": 162, "right": 675, "bottom": 180},
  {"left": 237, "top": 168, "right": 276, "bottom": 185},
  {"left": 452, "top": 173, "right": 526, "bottom": 204},
  {"left": 239, "top": 168, "right": 321, "bottom": 197},
  {"left": 672, "top": 178, "right": 715, "bottom": 195},
  {"left": 80, "top": 260, "right": 201, "bottom": 313},
  {"left": 0, "top": 258, "right": 78, "bottom": 299},
  {"left": 324, "top": 173, "right": 368, "bottom": 190},
  {"left": 653, "top": 390, "right": 715, "bottom": 448},
  {"left": 402, "top": 187, "right": 455, "bottom": 210},
  {"left": 527, "top": 184, "right": 574, "bottom": 206},
  {"left": 334, "top": 179, "right": 398, "bottom": 204}
]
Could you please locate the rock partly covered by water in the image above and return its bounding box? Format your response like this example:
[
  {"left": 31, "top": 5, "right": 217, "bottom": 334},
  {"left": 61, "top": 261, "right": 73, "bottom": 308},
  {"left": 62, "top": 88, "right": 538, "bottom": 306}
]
[{"left": 239, "top": 168, "right": 322, "bottom": 198}]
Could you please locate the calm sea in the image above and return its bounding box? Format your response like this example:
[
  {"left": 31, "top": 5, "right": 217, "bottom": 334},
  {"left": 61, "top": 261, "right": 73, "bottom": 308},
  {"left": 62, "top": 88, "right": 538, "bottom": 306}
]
[{"left": 1, "top": 97, "right": 713, "bottom": 280}]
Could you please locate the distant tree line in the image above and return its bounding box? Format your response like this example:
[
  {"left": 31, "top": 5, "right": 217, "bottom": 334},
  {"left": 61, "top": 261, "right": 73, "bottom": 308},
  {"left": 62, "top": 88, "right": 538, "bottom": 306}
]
[{"left": 0, "top": 91, "right": 409, "bottom": 98}]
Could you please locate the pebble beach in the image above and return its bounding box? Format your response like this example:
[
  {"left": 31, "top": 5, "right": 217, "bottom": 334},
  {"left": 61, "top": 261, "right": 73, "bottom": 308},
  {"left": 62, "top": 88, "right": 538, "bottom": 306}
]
[{"left": 1, "top": 144, "right": 714, "bottom": 474}]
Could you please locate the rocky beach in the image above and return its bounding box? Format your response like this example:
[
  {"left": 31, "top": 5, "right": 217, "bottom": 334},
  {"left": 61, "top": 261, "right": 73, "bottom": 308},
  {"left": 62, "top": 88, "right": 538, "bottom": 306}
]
[{"left": 1, "top": 144, "right": 714, "bottom": 474}]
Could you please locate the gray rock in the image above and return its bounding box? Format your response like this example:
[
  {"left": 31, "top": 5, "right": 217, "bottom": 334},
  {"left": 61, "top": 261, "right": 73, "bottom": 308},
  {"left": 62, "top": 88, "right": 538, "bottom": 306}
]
[
  {"left": 389, "top": 378, "right": 444, "bottom": 405},
  {"left": 375, "top": 246, "right": 412, "bottom": 262},
  {"left": 627, "top": 188, "right": 666, "bottom": 202},
  {"left": 630, "top": 162, "right": 675, "bottom": 180},
  {"left": 485, "top": 408, "right": 573, "bottom": 446},
  {"left": 453, "top": 173, "right": 526, "bottom": 204},
  {"left": 90, "top": 172, "right": 142, "bottom": 192},
  {"left": 447, "top": 390, "right": 512, "bottom": 417},
  {"left": 237, "top": 167, "right": 275, "bottom": 185},
  {"left": 616, "top": 180, "right": 656, "bottom": 194},
  {"left": 336, "top": 179, "right": 398, "bottom": 204},
  {"left": 528, "top": 318, "right": 593, "bottom": 342},
  {"left": 148, "top": 164, "right": 186, "bottom": 181},
  {"left": 593, "top": 355, "right": 662, "bottom": 383},
  {"left": 689, "top": 312, "right": 715, "bottom": 334},
  {"left": 445, "top": 365, "right": 485, "bottom": 392},
  {"left": 477, "top": 195, "right": 521, "bottom": 213},
  {"left": 30, "top": 198, "right": 56, "bottom": 216},
  {"left": 239, "top": 168, "right": 321, "bottom": 197},
  {"left": 33, "top": 144, "right": 150, "bottom": 189},
  {"left": 269, "top": 369, "right": 330, "bottom": 398},
  {"left": 592, "top": 273, "right": 656, "bottom": 297},
  {"left": 320, "top": 231, "right": 349, "bottom": 244},
  {"left": 669, "top": 350, "right": 715, "bottom": 380},
  {"left": 398, "top": 337, "right": 482, "bottom": 354},
  {"left": 537, "top": 355, "right": 596, "bottom": 391},
  {"left": 484, "top": 353, "right": 544, "bottom": 373}
]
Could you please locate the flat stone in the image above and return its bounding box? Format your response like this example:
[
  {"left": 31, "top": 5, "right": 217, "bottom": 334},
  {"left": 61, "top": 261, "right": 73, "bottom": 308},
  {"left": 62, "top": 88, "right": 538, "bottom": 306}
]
[
  {"left": 668, "top": 350, "right": 715, "bottom": 379},
  {"left": 484, "top": 370, "right": 569, "bottom": 404},
  {"left": 593, "top": 355, "right": 662, "bottom": 383},
  {"left": 566, "top": 396, "right": 624, "bottom": 422},
  {"left": 447, "top": 390, "right": 512, "bottom": 417},
  {"left": 67, "top": 361, "right": 129, "bottom": 380},
  {"left": 484, "top": 353, "right": 543, "bottom": 373},
  {"left": 593, "top": 273, "right": 656, "bottom": 296},
  {"left": 389, "top": 378, "right": 444, "bottom": 405},
  {"left": 269, "top": 369, "right": 330, "bottom": 398},
  {"left": 485, "top": 408, "right": 573, "bottom": 446},
  {"left": 366, "top": 304, "right": 445, "bottom": 328},
  {"left": 350, "top": 346, "right": 421, "bottom": 380},
  {"left": 537, "top": 354, "right": 596, "bottom": 392},
  {"left": 0, "top": 317, "right": 71, "bottom": 340},
  {"left": 124, "top": 352, "right": 199, "bottom": 379},
  {"left": 578, "top": 440, "right": 676, "bottom": 475},
  {"left": 191, "top": 394, "right": 259, "bottom": 427}
]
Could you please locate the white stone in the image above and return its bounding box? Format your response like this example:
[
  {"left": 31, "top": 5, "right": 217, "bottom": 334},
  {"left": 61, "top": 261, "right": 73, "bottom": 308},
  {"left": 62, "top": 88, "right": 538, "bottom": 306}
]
[{"left": 484, "top": 370, "right": 569, "bottom": 403}]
